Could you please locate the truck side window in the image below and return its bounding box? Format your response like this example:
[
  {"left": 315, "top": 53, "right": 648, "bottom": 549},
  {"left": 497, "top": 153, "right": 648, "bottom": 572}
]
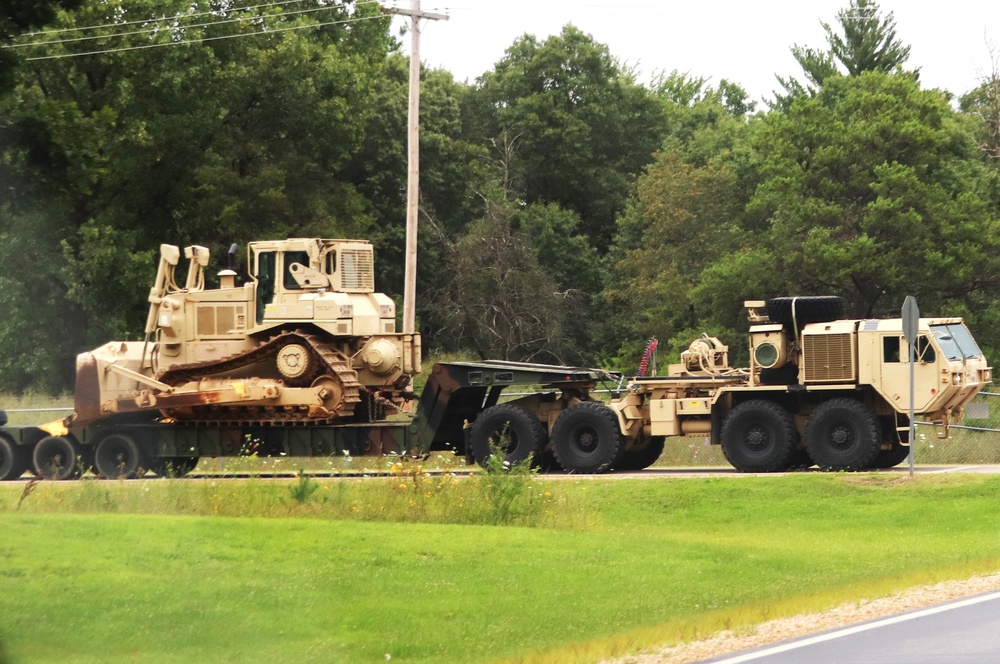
[
  {"left": 883, "top": 336, "right": 901, "bottom": 363},
  {"left": 916, "top": 335, "right": 936, "bottom": 363}
]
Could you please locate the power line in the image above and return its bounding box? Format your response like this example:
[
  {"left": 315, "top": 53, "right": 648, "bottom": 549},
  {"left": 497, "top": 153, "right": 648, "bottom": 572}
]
[
  {"left": 23, "top": 13, "right": 388, "bottom": 61},
  {"left": 8, "top": 1, "right": 379, "bottom": 50},
  {"left": 24, "top": 0, "right": 325, "bottom": 37}
]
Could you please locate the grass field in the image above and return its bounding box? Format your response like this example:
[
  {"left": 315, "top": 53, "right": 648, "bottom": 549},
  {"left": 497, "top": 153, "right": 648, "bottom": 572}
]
[{"left": 4, "top": 473, "right": 1000, "bottom": 663}]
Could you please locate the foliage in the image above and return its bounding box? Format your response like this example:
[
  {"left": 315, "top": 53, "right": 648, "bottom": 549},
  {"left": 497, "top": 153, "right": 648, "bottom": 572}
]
[
  {"left": 463, "top": 25, "right": 665, "bottom": 251},
  {"left": 776, "top": 0, "right": 911, "bottom": 105},
  {"left": 427, "top": 197, "right": 596, "bottom": 363}
]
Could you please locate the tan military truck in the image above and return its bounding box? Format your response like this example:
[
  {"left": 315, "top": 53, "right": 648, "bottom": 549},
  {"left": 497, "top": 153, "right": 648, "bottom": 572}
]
[{"left": 605, "top": 297, "right": 991, "bottom": 472}]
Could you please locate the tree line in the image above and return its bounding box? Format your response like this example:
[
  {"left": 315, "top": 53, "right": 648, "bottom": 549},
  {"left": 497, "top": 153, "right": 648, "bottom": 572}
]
[{"left": 1, "top": 0, "right": 999, "bottom": 393}]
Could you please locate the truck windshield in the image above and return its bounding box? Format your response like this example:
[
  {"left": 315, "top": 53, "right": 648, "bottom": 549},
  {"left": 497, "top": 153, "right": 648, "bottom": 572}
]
[{"left": 930, "top": 323, "right": 984, "bottom": 361}]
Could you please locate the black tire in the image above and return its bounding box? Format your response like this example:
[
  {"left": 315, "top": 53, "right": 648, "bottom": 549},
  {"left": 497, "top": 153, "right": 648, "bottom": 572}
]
[
  {"left": 469, "top": 404, "right": 547, "bottom": 469},
  {"left": 720, "top": 400, "right": 798, "bottom": 472},
  {"left": 95, "top": 433, "right": 149, "bottom": 479},
  {"left": 871, "top": 442, "right": 911, "bottom": 469},
  {"left": 0, "top": 409, "right": 7, "bottom": 426},
  {"left": 153, "top": 456, "right": 200, "bottom": 477},
  {"left": 0, "top": 433, "right": 30, "bottom": 481},
  {"left": 33, "top": 435, "right": 82, "bottom": 480},
  {"left": 766, "top": 296, "right": 844, "bottom": 326},
  {"left": 550, "top": 401, "right": 624, "bottom": 474},
  {"left": 615, "top": 435, "right": 666, "bottom": 471},
  {"left": 805, "top": 399, "right": 881, "bottom": 471}
]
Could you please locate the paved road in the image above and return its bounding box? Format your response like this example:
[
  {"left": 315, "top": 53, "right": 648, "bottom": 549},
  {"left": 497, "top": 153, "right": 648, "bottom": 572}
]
[{"left": 699, "top": 591, "right": 1000, "bottom": 664}]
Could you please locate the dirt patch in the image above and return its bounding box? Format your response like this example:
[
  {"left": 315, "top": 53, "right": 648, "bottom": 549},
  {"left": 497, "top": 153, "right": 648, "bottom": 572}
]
[{"left": 607, "top": 573, "right": 1000, "bottom": 664}]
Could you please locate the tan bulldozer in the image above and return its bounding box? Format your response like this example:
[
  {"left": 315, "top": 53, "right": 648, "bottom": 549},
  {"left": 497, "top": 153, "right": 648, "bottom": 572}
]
[{"left": 70, "top": 239, "right": 421, "bottom": 428}]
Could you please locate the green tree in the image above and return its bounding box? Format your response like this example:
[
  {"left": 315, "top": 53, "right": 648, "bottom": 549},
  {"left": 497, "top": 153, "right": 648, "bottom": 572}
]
[
  {"left": 0, "top": 0, "right": 83, "bottom": 90},
  {"left": 464, "top": 25, "right": 665, "bottom": 251},
  {"left": 776, "top": 0, "right": 911, "bottom": 103},
  {"left": 739, "top": 72, "right": 1000, "bottom": 330}
]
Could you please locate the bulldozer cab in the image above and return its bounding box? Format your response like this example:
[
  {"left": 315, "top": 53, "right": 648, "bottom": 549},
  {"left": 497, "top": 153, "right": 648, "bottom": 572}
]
[{"left": 249, "top": 239, "right": 376, "bottom": 325}]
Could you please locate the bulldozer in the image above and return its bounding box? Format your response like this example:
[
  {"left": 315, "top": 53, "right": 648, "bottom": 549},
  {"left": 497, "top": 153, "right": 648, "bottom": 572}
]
[{"left": 70, "top": 238, "right": 421, "bottom": 428}]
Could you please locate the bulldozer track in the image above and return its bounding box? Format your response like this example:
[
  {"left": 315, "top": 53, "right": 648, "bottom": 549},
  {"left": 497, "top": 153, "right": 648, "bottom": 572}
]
[{"left": 157, "top": 331, "right": 362, "bottom": 426}]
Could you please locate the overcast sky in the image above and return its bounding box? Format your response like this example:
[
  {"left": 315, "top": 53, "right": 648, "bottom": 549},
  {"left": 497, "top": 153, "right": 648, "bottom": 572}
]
[{"left": 387, "top": 1, "right": 1000, "bottom": 104}]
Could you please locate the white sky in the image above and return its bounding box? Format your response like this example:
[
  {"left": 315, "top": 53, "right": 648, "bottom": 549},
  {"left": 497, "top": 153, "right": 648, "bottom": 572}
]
[{"left": 389, "top": 1, "right": 1000, "bottom": 104}]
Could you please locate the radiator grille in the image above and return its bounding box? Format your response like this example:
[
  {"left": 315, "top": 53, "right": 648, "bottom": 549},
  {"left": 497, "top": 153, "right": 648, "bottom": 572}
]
[
  {"left": 803, "top": 333, "right": 854, "bottom": 382},
  {"left": 340, "top": 249, "right": 375, "bottom": 292}
]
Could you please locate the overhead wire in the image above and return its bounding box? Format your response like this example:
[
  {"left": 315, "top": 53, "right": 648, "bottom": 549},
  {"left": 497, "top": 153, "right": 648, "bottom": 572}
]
[
  {"left": 7, "top": 1, "right": 380, "bottom": 49},
  {"left": 21, "top": 0, "right": 317, "bottom": 37},
  {"left": 21, "top": 13, "right": 389, "bottom": 61}
]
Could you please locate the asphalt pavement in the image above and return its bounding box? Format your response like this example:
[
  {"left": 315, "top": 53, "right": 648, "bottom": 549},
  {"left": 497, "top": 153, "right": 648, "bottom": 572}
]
[{"left": 699, "top": 591, "right": 1000, "bottom": 664}]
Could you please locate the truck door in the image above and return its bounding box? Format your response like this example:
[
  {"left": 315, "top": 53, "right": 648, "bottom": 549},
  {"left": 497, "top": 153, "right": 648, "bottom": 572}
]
[{"left": 878, "top": 334, "right": 940, "bottom": 411}]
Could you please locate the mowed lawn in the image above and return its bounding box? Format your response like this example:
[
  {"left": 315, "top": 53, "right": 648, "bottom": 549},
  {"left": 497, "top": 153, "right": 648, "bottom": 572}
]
[{"left": 3, "top": 474, "right": 1000, "bottom": 663}]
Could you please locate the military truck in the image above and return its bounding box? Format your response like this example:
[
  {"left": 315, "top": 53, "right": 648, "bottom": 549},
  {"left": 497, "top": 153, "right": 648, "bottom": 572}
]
[{"left": 602, "top": 297, "right": 991, "bottom": 472}]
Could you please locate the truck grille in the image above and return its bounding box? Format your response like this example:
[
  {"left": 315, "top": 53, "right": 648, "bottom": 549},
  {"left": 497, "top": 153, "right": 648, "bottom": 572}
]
[
  {"left": 803, "top": 333, "right": 854, "bottom": 382},
  {"left": 340, "top": 248, "right": 375, "bottom": 292}
]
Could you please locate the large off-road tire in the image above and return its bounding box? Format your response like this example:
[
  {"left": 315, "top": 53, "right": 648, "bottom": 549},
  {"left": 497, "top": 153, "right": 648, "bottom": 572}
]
[
  {"left": 469, "top": 404, "right": 547, "bottom": 469},
  {"left": 33, "top": 435, "right": 82, "bottom": 480},
  {"left": 766, "top": 296, "right": 844, "bottom": 326},
  {"left": 551, "top": 401, "right": 624, "bottom": 474},
  {"left": 615, "top": 435, "right": 666, "bottom": 471},
  {"left": 720, "top": 400, "right": 798, "bottom": 472},
  {"left": 871, "top": 442, "right": 911, "bottom": 469},
  {"left": 95, "top": 433, "right": 149, "bottom": 479},
  {"left": 0, "top": 433, "right": 30, "bottom": 481},
  {"left": 805, "top": 399, "right": 881, "bottom": 471}
]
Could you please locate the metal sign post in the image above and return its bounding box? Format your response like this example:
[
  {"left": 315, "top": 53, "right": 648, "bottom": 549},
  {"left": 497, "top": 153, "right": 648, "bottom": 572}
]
[{"left": 902, "top": 296, "right": 919, "bottom": 478}]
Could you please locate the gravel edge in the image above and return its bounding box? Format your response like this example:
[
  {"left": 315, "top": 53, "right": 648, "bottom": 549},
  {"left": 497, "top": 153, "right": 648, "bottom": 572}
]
[{"left": 607, "top": 573, "right": 1000, "bottom": 664}]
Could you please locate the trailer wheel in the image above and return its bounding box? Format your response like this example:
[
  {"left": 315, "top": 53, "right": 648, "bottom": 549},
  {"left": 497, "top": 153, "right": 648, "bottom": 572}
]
[
  {"left": 720, "top": 400, "right": 797, "bottom": 472},
  {"left": 805, "top": 399, "right": 881, "bottom": 471},
  {"left": 0, "top": 433, "right": 30, "bottom": 481},
  {"left": 469, "top": 404, "right": 547, "bottom": 469},
  {"left": 766, "top": 296, "right": 844, "bottom": 326},
  {"left": 615, "top": 434, "right": 665, "bottom": 471},
  {"left": 551, "top": 401, "right": 624, "bottom": 474},
  {"left": 95, "top": 434, "right": 149, "bottom": 479},
  {"left": 33, "top": 435, "right": 82, "bottom": 480}
]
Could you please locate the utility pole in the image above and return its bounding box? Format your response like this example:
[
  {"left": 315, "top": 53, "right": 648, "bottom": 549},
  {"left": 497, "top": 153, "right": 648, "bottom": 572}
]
[{"left": 382, "top": 1, "right": 448, "bottom": 335}]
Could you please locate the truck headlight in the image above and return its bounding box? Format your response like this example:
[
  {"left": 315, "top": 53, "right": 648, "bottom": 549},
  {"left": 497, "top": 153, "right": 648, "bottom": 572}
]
[
  {"left": 952, "top": 373, "right": 964, "bottom": 385},
  {"left": 754, "top": 342, "right": 781, "bottom": 369}
]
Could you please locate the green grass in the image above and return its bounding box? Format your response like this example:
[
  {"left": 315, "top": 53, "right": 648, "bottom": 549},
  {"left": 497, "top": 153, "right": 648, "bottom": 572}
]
[{"left": 4, "top": 474, "right": 1000, "bottom": 663}]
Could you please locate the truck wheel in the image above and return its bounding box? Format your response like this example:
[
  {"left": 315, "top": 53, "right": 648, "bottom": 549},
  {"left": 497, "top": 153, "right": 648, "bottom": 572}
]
[
  {"left": 720, "top": 400, "right": 797, "bottom": 472},
  {"left": 469, "top": 404, "right": 547, "bottom": 469},
  {"left": 33, "top": 435, "right": 82, "bottom": 480},
  {"left": 0, "top": 433, "right": 30, "bottom": 481},
  {"left": 871, "top": 441, "right": 911, "bottom": 469},
  {"left": 805, "top": 399, "right": 881, "bottom": 471},
  {"left": 615, "top": 435, "right": 665, "bottom": 471},
  {"left": 551, "top": 401, "right": 624, "bottom": 474},
  {"left": 766, "top": 296, "right": 844, "bottom": 326},
  {"left": 95, "top": 434, "right": 149, "bottom": 479}
]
